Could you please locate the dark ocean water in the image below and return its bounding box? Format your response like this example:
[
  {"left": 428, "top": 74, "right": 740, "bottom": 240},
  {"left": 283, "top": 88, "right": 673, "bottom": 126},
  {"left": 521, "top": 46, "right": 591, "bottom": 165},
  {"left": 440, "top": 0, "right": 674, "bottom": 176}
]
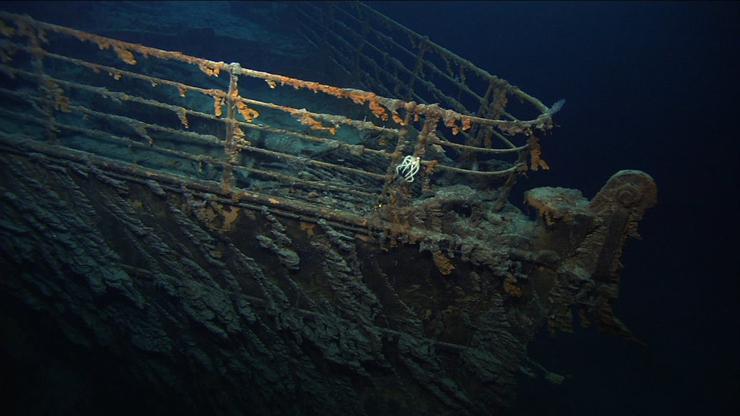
[{"left": 0, "top": 1, "right": 737, "bottom": 415}]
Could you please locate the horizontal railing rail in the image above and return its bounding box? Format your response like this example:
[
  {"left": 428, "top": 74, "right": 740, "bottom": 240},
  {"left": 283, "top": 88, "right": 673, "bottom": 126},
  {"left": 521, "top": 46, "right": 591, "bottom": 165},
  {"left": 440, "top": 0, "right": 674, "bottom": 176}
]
[{"left": 0, "top": 9, "right": 556, "bottom": 224}]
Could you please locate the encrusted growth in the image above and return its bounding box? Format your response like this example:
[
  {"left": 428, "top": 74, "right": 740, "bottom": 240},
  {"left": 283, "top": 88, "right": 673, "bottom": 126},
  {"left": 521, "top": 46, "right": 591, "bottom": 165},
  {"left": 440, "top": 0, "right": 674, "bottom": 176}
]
[{"left": 0, "top": 8, "right": 657, "bottom": 416}]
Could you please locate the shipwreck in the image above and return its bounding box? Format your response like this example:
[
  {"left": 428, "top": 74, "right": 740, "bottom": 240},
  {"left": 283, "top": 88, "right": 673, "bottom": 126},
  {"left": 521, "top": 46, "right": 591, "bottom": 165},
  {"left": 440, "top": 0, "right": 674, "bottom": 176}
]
[{"left": 0, "top": 4, "right": 656, "bottom": 415}]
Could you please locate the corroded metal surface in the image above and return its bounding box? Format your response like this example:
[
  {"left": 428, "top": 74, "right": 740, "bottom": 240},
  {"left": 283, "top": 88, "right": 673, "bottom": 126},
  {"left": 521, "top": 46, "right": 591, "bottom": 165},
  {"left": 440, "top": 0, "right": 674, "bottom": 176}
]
[
  {"left": 0, "top": 146, "right": 656, "bottom": 415},
  {"left": 0, "top": 9, "right": 656, "bottom": 416},
  {"left": 0, "top": 10, "right": 557, "bottom": 218}
]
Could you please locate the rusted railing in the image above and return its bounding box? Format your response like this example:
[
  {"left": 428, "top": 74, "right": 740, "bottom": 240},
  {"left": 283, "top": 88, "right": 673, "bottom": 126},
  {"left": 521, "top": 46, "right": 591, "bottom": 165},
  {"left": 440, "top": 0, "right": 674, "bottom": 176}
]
[{"left": 0, "top": 10, "right": 556, "bottom": 229}]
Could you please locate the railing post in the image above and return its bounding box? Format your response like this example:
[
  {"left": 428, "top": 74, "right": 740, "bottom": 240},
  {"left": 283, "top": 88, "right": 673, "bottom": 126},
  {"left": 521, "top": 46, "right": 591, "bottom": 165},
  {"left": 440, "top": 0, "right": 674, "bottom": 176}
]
[
  {"left": 223, "top": 62, "right": 241, "bottom": 194},
  {"left": 413, "top": 113, "right": 439, "bottom": 194},
  {"left": 376, "top": 108, "right": 439, "bottom": 218},
  {"left": 376, "top": 103, "right": 415, "bottom": 207}
]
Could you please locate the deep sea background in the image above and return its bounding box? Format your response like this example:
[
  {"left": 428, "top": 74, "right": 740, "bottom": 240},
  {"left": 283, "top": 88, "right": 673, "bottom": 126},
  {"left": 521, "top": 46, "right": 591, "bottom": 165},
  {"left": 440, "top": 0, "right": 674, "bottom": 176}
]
[
  {"left": 370, "top": 2, "right": 740, "bottom": 415},
  {"left": 1, "top": 1, "right": 738, "bottom": 415}
]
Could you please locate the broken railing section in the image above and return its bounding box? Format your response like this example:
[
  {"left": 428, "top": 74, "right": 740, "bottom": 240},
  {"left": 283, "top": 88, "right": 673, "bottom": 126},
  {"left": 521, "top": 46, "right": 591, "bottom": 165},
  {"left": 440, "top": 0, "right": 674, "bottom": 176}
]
[{"left": 0, "top": 12, "right": 556, "bottom": 222}]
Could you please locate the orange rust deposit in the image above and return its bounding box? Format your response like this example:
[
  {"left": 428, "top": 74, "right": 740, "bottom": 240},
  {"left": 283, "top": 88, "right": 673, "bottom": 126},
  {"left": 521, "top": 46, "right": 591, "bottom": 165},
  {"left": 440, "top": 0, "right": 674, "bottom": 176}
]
[
  {"left": 424, "top": 159, "right": 439, "bottom": 175},
  {"left": 299, "top": 221, "right": 317, "bottom": 237},
  {"left": 226, "top": 89, "right": 260, "bottom": 122},
  {"left": 114, "top": 46, "right": 136, "bottom": 65},
  {"left": 233, "top": 125, "right": 249, "bottom": 146},
  {"left": 368, "top": 98, "right": 388, "bottom": 121},
  {"left": 252, "top": 71, "right": 394, "bottom": 122},
  {"left": 503, "top": 276, "right": 523, "bottom": 298},
  {"left": 213, "top": 95, "right": 224, "bottom": 118},
  {"left": 432, "top": 251, "right": 455, "bottom": 276},
  {"left": 462, "top": 117, "right": 472, "bottom": 131},
  {"left": 198, "top": 62, "right": 221, "bottom": 77},
  {"left": 297, "top": 114, "right": 337, "bottom": 135},
  {"left": 236, "top": 100, "right": 259, "bottom": 122},
  {"left": 528, "top": 136, "right": 550, "bottom": 171}
]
